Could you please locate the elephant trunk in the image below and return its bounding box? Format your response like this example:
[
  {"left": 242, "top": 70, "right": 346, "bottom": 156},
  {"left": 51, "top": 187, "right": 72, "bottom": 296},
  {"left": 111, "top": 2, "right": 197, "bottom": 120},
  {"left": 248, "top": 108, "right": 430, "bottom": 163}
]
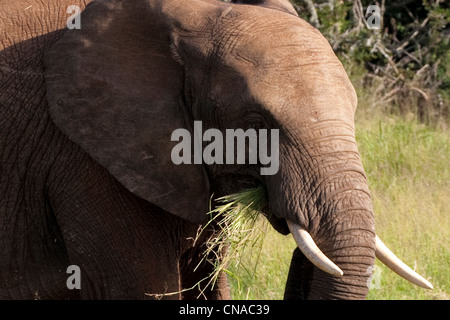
[
  {"left": 276, "top": 120, "right": 431, "bottom": 299},
  {"left": 284, "top": 170, "right": 376, "bottom": 299},
  {"left": 268, "top": 120, "right": 376, "bottom": 299}
]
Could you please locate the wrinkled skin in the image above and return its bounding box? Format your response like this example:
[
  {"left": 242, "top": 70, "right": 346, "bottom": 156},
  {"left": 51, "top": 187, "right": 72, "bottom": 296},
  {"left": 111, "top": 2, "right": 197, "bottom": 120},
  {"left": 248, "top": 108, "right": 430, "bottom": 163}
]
[{"left": 0, "top": 0, "right": 375, "bottom": 299}]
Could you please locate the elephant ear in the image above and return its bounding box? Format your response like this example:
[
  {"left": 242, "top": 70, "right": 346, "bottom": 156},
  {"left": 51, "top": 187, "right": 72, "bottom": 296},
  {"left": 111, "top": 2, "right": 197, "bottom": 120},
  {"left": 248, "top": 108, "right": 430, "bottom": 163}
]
[
  {"left": 44, "top": 0, "right": 211, "bottom": 223},
  {"left": 231, "top": 0, "right": 298, "bottom": 16}
]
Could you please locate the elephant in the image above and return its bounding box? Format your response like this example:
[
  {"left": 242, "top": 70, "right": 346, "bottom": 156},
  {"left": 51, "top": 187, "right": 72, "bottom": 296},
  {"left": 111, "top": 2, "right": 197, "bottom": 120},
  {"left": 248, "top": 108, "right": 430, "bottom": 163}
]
[{"left": 0, "top": 0, "right": 432, "bottom": 299}]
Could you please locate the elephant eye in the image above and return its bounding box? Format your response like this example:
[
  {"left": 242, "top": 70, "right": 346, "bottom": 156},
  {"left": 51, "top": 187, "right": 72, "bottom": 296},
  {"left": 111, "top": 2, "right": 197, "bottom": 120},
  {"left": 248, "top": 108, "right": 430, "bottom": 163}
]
[
  {"left": 243, "top": 109, "right": 268, "bottom": 131},
  {"left": 249, "top": 120, "right": 264, "bottom": 130}
]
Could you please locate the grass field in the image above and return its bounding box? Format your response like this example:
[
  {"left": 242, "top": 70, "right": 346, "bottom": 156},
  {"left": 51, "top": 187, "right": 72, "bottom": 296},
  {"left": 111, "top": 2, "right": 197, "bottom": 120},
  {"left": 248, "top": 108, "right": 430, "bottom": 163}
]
[{"left": 226, "top": 108, "right": 449, "bottom": 300}]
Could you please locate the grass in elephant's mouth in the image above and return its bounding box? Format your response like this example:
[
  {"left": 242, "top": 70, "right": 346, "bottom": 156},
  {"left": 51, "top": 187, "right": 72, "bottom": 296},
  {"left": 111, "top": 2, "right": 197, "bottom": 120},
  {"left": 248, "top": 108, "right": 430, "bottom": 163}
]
[{"left": 193, "top": 185, "right": 270, "bottom": 297}]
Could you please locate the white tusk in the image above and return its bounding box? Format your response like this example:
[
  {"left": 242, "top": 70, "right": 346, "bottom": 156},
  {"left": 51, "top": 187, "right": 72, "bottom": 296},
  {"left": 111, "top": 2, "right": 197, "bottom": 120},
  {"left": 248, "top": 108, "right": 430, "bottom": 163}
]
[
  {"left": 287, "top": 220, "right": 343, "bottom": 277},
  {"left": 375, "top": 236, "right": 433, "bottom": 289}
]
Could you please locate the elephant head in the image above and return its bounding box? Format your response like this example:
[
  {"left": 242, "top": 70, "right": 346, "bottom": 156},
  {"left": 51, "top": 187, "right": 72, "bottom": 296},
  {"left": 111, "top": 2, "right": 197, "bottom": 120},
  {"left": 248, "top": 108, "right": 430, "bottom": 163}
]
[{"left": 44, "top": 0, "right": 432, "bottom": 299}]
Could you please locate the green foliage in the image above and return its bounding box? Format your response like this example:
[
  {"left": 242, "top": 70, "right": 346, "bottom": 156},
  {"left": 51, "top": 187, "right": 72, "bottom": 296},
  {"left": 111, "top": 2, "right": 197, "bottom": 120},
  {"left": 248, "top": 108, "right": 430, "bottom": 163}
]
[
  {"left": 196, "top": 186, "right": 269, "bottom": 293},
  {"left": 293, "top": 0, "right": 450, "bottom": 126},
  {"left": 356, "top": 117, "right": 449, "bottom": 188}
]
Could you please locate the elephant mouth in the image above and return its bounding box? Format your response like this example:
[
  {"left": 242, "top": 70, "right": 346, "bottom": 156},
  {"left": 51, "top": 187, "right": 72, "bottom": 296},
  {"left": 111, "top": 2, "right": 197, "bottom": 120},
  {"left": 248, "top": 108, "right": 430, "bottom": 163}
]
[{"left": 263, "top": 208, "right": 290, "bottom": 235}]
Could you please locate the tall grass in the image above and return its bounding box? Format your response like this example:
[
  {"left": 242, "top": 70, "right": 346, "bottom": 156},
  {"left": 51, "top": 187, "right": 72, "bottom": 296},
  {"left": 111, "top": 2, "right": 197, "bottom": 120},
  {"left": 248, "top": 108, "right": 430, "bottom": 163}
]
[
  {"left": 357, "top": 116, "right": 449, "bottom": 299},
  {"left": 226, "top": 114, "right": 449, "bottom": 300}
]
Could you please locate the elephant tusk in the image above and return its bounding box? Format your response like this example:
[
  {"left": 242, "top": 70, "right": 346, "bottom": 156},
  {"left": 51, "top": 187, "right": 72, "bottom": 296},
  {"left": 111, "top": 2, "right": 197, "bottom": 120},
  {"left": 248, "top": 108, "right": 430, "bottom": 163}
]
[
  {"left": 375, "top": 236, "right": 433, "bottom": 289},
  {"left": 287, "top": 220, "right": 344, "bottom": 277}
]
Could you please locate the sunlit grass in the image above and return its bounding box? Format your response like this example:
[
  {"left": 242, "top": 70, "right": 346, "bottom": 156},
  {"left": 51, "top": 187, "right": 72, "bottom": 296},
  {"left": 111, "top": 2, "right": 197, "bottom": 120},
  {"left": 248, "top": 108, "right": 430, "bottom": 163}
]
[
  {"left": 357, "top": 117, "right": 449, "bottom": 300},
  {"left": 227, "top": 224, "right": 294, "bottom": 300}
]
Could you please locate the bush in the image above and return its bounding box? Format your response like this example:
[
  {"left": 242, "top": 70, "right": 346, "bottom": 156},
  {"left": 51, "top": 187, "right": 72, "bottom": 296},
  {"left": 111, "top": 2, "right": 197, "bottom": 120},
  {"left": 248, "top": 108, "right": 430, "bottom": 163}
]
[{"left": 292, "top": 0, "right": 450, "bottom": 127}]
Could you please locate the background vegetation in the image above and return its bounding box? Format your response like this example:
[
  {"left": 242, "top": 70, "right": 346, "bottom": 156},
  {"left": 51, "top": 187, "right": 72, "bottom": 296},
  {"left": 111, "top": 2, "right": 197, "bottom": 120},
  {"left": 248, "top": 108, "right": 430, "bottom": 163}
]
[
  {"left": 294, "top": 0, "right": 449, "bottom": 126},
  {"left": 224, "top": 0, "right": 449, "bottom": 300}
]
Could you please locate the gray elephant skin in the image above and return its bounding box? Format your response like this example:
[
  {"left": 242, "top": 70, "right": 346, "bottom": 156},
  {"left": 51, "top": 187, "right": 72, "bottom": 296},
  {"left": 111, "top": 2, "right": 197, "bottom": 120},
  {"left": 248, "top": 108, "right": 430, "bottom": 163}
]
[{"left": 0, "top": 0, "right": 431, "bottom": 300}]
